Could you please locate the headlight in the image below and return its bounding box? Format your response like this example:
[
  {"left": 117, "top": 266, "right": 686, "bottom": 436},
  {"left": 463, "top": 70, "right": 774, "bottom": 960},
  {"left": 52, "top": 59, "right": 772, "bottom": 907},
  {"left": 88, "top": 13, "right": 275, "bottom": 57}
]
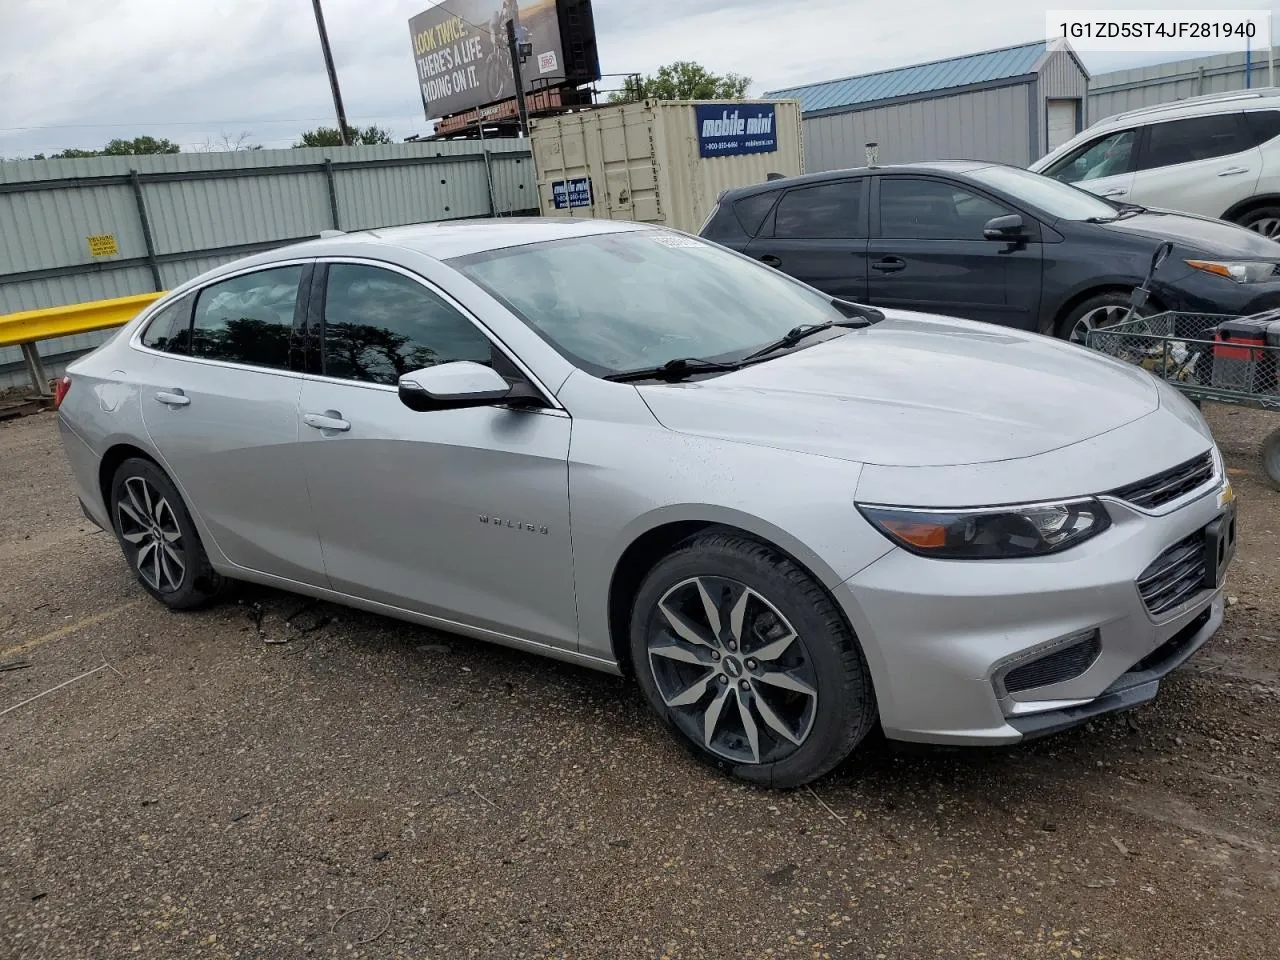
[
  {"left": 857, "top": 499, "right": 1111, "bottom": 559},
  {"left": 1185, "top": 259, "right": 1277, "bottom": 283}
]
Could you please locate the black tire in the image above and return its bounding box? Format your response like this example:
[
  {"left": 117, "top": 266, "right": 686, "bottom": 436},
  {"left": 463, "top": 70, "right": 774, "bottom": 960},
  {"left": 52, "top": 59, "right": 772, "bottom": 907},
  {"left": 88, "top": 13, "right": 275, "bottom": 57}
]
[
  {"left": 629, "top": 529, "right": 878, "bottom": 788},
  {"left": 1262, "top": 427, "right": 1280, "bottom": 492},
  {"left": 1231, "top": 204, "right": 1280, "bottom": 240},
  {"left": 1055, "top": 291, "right": 1139, "bottom": 345},
  {"left": 109, "top": 457, "right": 224, "bottom": 610}
]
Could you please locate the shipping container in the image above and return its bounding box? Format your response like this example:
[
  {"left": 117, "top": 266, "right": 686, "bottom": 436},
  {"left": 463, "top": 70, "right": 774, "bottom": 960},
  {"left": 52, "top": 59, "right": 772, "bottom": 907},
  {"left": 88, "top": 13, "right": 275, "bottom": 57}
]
[{"left": 530, "top": 99, "right": 804, "bottom": 233}]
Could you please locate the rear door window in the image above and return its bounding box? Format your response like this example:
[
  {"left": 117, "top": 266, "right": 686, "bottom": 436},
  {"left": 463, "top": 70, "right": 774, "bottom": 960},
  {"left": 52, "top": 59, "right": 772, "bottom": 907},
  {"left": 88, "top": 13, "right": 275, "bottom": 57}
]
[
  {"left": 189, "top": 265, "right": 304, "bottom": 370},
  {"left": 773, "top": 180, "right": 866, "bottom": 239},
  {"left": 1243, "top": 110, "right": 1280, "bottom": 147},
  {"left": 1137, "top": 114, "right": 1253, "bottom": 170}
]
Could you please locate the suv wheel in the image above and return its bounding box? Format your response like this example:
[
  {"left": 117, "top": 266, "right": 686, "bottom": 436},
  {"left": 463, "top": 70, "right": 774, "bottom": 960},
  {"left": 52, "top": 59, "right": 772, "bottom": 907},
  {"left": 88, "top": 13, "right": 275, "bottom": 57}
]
[
  {"left": 109, "top": 457, "right": 224, "bottom": 610},
  {"left": 629, "top": 530, "right": 878, "bottom": 787},
  {"left": 1234, "top": 204, "right": 1280, "bottom": 239}
]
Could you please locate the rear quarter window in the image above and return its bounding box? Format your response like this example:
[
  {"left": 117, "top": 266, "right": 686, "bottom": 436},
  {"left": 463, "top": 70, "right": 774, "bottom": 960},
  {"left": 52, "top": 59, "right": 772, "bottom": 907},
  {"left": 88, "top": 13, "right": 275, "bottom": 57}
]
[
  {"left": 733, "top": 192, "right": 779, "bottom": 236},
  {"left": 1243, "top": 110, "right": 1280, "bottom": 147}
]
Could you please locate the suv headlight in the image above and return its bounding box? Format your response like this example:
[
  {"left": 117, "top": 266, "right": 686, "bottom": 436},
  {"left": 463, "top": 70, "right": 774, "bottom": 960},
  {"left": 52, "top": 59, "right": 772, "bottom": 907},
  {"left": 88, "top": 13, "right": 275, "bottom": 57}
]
[
  {"left": 1185, "top": 259, "right": 1277, "bottom": 283},
  {"left": 857, "top": 499, "right": 1111, "bottom": 559}
]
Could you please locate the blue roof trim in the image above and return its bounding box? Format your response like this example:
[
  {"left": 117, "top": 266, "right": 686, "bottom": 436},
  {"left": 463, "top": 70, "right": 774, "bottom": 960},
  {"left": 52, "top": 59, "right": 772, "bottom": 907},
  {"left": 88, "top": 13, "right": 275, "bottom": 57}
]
[{"left": 765, "top": 40, "right": 1048, "bottom": 114}]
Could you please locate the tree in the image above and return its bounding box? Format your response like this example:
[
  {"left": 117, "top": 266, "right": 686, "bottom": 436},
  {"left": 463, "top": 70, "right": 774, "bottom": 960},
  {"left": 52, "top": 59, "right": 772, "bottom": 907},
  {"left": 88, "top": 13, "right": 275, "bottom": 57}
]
[
  {"left": 609, "top": 61, "right": 751, "bottom": 103},
  {"left": 294, "top": 124, "right": 394, "bottom": 148},
  {"left": 194, "top": 132, "right": 263, "bottom": 152},
  {"left": 101, "top": 136, "right": 181, "bottom": 156},
  {"left": 21, "top": 137, "right": 182, "bottom": 160}
]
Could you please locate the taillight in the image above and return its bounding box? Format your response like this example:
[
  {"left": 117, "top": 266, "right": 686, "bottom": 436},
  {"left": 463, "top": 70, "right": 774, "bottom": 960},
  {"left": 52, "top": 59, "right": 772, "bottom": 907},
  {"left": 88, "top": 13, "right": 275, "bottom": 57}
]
[{"left": 53, "top": 376, "right": 71, "bottom": 410}]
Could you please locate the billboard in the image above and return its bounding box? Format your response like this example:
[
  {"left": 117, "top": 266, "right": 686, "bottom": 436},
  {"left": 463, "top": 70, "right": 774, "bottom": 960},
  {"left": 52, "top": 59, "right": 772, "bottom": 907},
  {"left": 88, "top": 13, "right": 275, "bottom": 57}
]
[{"left": 408, "top": 0, "right": 598, "bottom": 120}]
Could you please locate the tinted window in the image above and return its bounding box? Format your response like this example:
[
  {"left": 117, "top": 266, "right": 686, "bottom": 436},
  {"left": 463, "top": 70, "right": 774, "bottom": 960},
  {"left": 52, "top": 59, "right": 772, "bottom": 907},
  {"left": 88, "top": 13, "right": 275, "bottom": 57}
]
[
  {"left": 879, "top": 179, "right": 1012, "bottom": 240},
  {"left": 733, "top": 192, "right": 777, "bottom": 236},
  {"left": 774, "top": 181, "right": 864, "bottom": 238},
  {"left": 189, "top": 266, "right": 302, "bottom": 369},
  {"left": 321, "top": 264, "right": 492, "bottom": 386},
  {"left": 1139, "top": 114, "right": 1251, "bottom": 170},
  {"left": 140, "top": 295, "right": 193, "bottom": 354},
  {"left": 1043, "top": 129, "right": 1138, "bottom": 183},
  {"left": 1243, "top": 109, "right": 1280, "bottom": 147}
]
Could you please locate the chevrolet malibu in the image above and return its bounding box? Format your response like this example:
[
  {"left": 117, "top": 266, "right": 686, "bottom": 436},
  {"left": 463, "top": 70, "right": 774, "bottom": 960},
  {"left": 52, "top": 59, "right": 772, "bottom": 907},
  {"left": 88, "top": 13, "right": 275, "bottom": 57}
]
[{"left": 56, "top": 219, "right": 1237, "bottom": 787}]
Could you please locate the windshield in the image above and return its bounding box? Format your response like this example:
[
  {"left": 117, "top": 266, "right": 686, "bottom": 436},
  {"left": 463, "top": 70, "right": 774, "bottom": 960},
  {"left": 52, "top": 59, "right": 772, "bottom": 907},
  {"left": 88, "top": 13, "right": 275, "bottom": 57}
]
[
  {"left": 968, "top": 165, "right": 1122, "bottom": 221},
  {"left": 450, "top": 230, "right": 848, "bottom": 376}
]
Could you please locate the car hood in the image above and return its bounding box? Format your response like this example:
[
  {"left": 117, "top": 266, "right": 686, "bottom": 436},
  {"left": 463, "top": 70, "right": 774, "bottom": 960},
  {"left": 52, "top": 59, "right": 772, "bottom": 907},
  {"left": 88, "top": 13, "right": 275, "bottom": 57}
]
[
  {"left": 637, "top": 312, "right": 1160, "bottom": 468},
  {"left": 1099, "top": 210, "right": 1280, "bottom": 258}
]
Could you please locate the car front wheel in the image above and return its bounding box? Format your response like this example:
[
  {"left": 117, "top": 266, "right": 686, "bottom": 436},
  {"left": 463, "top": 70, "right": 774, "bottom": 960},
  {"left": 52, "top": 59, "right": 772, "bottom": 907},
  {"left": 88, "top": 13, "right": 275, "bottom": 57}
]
[
  {"left": 1057, "top": 291, "right": 1139, "bottom": 345},
  {"left": 629, "top": 530, "right": 878, "bottom": 787},
  {"left": 109, "top": 457, "right": 224, "bottom": 610}
]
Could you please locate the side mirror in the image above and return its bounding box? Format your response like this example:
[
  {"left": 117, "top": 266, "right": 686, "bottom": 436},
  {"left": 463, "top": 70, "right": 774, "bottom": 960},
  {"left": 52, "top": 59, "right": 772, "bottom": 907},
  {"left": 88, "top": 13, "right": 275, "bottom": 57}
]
[
  {"left": 398, "top": 361, "right": 512, "bottom": 411},
  {"left": 983, "top": 214, "right": 1026, "bottom": 241}
]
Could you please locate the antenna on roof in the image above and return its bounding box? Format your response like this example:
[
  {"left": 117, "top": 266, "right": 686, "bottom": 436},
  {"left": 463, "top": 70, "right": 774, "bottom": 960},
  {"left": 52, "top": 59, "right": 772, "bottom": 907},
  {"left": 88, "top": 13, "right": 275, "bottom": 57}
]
[{"left": 865, "top": 142, "right": 879, "bottom": 167}]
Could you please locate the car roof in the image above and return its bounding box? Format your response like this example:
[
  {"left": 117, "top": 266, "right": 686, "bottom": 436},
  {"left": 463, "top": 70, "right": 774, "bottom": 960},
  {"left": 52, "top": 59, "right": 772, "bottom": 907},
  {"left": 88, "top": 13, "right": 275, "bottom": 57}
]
[
  {"left": 1090, "top": 87, "right": 1280, "bottom": 131},
  {"left": 722, "top": 160, "right": 996, "bottom": 197},
  {"left": 285, "top": 217, "right": 652, "bottom": 262}
]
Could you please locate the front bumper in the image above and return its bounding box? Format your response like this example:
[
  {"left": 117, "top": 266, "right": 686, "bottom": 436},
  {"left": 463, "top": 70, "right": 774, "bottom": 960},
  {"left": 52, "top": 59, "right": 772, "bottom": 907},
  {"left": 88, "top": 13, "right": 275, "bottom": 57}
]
[{"left": 834, "top": 473, "right": 1234, "bottom": 745}]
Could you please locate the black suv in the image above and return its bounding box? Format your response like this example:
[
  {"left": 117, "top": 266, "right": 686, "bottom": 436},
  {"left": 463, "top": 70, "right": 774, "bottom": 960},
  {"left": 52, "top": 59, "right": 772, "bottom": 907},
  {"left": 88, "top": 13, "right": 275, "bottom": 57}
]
[{"left": 700, "top": 161, "right": 1280, "bottom": 342}]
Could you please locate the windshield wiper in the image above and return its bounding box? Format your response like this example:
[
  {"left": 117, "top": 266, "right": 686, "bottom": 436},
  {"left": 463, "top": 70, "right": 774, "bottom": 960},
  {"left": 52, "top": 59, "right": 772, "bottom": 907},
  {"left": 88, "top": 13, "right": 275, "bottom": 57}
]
[
  {"left": 1116, "top": 203, "right": 1148, "bottom": 218},
  {"left": 739, "top": 307, "right": 882, "bottom": 365},
  {"left": 605, "top": 357, "right": 741, "bottom": 383}
]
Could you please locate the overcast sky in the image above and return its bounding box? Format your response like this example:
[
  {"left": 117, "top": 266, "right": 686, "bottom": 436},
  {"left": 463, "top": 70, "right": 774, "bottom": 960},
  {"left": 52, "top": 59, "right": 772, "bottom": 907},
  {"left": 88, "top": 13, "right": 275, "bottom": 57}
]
[{"left": 1, "top": 0, "right": 1277, "bottom": 157}]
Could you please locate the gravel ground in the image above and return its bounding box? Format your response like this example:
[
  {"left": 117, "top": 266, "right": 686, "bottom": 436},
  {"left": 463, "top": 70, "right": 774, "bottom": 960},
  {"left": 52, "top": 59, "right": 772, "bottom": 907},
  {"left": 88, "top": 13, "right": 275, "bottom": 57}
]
[{"left": 1, "top": 406, "right": 1277, "bottom": 960}]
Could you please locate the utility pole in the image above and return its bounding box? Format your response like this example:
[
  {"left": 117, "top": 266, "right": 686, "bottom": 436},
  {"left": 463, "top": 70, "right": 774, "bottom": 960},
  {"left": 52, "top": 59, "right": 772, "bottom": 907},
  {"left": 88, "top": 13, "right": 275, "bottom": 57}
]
[
  {"left": 506, "top": 18, "right": 530, "bottom": 138},
  {"left": 311, "top": 0, "right": 351, "bottom": 145}
]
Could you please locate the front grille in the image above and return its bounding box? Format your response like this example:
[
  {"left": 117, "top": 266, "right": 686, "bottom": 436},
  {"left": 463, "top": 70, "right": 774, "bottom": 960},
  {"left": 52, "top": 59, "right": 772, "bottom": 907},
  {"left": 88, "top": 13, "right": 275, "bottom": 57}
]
[
  {"left": 1003, "top": 632, "right": 1102, "bottom": 693},
  {"left": 1137, "top": 532, "right": 1207, "bottom": 617},
  {"left": 1110, "top": 452, "right": 1215, "bottom": 510}
]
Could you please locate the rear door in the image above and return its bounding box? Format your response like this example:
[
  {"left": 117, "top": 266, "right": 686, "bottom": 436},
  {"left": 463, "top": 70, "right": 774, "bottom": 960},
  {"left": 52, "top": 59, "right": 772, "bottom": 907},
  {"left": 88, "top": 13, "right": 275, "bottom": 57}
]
[
  {"left": 138, "top": 262, "right": 327, "bottom": 585},
  {"left": 866, "top": 176, "right": 1043, "bottom": 329},
  {"left": 744, "top": 178, "right": 869, "bottom": 301},
  {"left": 1127, "top": 113, "right": 1262, "bottom": 217}
]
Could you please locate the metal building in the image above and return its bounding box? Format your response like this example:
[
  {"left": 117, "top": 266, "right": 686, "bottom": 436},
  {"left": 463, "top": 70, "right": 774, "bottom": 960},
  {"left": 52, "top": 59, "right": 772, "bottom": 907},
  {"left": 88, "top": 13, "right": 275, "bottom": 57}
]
[
  {"left": 765, "top": 39, "right": 1090, "bottom": 172},
  {"left": 1090, "top": 47, "right": 1279, "bottom": 122}
]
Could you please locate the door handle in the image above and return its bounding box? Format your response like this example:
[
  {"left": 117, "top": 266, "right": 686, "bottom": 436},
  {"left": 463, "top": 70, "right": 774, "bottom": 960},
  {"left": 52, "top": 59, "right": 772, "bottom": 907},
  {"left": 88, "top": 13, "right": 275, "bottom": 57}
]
[
  {"left": 303, "top": 412, "right": 351, "bottom": 432},
  {"left": 1099, "top": 188, "right": 1128, "bottom": 197},
  {"left": 154, "top": 390, "right": 190, "bottom": 407},
  {"left": 758, "top": 254, "right": 783, "bottom": 268},
  {"left": 1217, "top": 166, "right": 1250, "bottom": 177},
  {"left": 871, "top": 257, "right": 906, "bottom": 273}
]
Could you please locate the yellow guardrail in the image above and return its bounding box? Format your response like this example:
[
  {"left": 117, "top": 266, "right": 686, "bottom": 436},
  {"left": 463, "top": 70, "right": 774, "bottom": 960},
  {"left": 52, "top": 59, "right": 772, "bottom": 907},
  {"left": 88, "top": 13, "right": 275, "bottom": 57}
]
[{"left": 0, "top": 292, "right": 165, "bottom": 396}]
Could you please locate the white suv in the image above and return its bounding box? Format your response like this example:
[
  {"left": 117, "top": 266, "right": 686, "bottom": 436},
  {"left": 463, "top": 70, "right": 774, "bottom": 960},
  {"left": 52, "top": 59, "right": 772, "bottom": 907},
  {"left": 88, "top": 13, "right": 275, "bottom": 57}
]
[{"left": 1030, "top": 89, "right": 1280, "bottom": 237}]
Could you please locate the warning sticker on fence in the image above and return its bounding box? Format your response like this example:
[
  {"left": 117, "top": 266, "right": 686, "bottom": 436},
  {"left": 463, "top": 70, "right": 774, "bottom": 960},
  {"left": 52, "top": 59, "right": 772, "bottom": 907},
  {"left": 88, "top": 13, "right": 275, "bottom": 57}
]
[
  {"left": 649, "top": 234, "right": 702, "bottom": 248},
  {"left": 87, "top": 234, "right": 119, "bottom": 258}
]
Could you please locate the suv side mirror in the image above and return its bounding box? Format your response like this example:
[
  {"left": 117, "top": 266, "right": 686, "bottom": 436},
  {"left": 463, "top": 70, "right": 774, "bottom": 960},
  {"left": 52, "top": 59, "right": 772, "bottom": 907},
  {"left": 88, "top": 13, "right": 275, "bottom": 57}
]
[
  {"left": 983, "top": 214, "right": 1026, "bottom": 241},
  {"left": 399, "top": 361, "right": 513, "bottom": 411}
]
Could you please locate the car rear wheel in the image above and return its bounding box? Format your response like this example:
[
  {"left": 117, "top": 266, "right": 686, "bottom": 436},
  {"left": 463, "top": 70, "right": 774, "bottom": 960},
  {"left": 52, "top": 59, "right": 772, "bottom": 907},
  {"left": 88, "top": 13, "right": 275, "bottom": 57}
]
[
  {"left": 629, "top": 530, "right": 877, "bottom": 787},
  {"left": 109, "top": 457, "right": 224, "bottom": 610},
  {"left": 1057, "top": 291, "right": 1139, "bottom": 345},
  {"left": 1233, "top": 204, "right": 1280, "bottom": 239}
]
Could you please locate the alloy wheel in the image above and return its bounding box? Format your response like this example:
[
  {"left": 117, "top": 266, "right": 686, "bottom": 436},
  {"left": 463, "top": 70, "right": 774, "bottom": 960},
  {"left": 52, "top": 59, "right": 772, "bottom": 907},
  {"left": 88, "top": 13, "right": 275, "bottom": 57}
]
[
  {"left": 1247, "top": 216, "right": 1280, "bottom": 239},
  {"left": 646, "top": 576, "right": 818, "bottom": 765},
  {"left": 116, "top": 476, "right": 186, "bottom": 593},
  {"left": 1070, "top": 303, "right": 1133, "bottom": 345}
]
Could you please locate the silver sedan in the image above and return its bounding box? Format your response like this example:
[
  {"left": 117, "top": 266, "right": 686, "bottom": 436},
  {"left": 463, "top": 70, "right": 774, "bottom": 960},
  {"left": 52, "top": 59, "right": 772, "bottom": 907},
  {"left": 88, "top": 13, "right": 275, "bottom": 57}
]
[{"left": 55, "top": 219, "right": 1237, "bottom": 786}]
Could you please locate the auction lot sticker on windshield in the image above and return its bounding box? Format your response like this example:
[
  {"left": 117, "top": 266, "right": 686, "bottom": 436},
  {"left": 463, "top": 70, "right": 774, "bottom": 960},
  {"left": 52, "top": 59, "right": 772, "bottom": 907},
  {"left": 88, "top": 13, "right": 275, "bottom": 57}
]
[{"left": 650, "top": 234, "right": 702, "bottom": 247}]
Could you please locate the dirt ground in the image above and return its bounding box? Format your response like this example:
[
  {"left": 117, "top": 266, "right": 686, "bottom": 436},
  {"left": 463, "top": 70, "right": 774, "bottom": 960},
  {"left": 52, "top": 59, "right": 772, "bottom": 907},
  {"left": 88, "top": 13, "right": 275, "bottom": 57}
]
[{"left": 1, "top": 405, "right": 1277, "bottom": 960}]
